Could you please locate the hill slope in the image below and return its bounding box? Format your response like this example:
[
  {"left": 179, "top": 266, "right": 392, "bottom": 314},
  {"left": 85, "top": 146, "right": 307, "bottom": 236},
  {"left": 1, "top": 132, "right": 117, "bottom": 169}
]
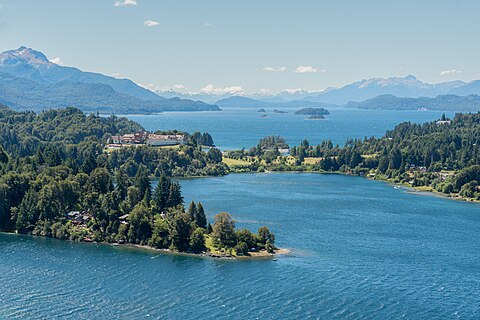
[
  {"left": 346, "top": 94, "right": 480, "bottom": 111},
  {"left": 0, "top": 47, "right": 219, "bottom": 113}
]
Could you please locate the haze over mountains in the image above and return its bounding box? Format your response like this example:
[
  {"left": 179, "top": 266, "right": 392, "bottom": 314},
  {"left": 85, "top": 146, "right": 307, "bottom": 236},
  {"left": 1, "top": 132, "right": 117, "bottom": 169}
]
[
  {"left": 215, "top": 96, "right": 336, "bottom": 109},
  {"left": 1, "top": 47, "right": 479, "bottom": 113},
  {"left": 159, "top": 75, "right": 480, "bottom": 111},
  {"left": 0, "top": 47, "right": 219, "bottom": 113},
  {"left": 346, "top": 94, "right": 480, "bottom": 112},
  {"left": 302, "top": 75, "right": 471, "bottom": 104}
]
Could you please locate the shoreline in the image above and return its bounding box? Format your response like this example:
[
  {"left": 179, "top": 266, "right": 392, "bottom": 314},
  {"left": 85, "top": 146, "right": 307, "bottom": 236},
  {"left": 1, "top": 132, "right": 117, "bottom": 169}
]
[
  {"left": 121, "top": 243, "right": 290, "bottom": 260},
  {"left": 220, "top": 164, "right": 480, "bottom": 204},
  {"left": 390, "top": 182, "right": 480, "bottom": 204},
  {"left": 0, "top": 231, "right": 290, "bottom": 260}
]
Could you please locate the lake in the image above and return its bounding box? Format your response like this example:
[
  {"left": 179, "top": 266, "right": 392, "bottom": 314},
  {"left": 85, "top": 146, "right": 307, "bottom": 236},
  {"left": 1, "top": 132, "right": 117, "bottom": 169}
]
[
  {"left": 125, "top": 107, "right": 455, "bottom": 150},
  {"left": 1, "top": 173, "right": 479, "bottom": 319}
]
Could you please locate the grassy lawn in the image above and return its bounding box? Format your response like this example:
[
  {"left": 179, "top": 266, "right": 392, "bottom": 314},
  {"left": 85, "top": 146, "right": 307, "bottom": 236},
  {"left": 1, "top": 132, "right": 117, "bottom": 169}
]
[
  {"left": 222, "top": 157, "right": 251, "bottom": 166},
  {"left": 157, "top": 144, "right": 181, "bottom": 149},
  {"left": 304, "top": 157, "right": 322, "bottom": 165}
]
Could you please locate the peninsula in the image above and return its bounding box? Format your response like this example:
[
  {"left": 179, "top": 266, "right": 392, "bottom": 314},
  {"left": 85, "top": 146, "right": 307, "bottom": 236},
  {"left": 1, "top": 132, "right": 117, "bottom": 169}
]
[{"left": 0, "top": 105, "right": 278, "bottom": 258}]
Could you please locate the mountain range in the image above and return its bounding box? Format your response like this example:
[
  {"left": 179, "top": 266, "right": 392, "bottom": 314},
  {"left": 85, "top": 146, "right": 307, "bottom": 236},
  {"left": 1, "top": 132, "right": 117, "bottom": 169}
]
[
  {"left": 346, "top": 94, "right": 480, "bottom": 112},
  {"left": 0, "top": 47, "right": 219, "bottom": 113},
  {"left": 302, "top": 75, "right": 471, "bottom": 104},
  {"left": 159, "top": 75, "right": 480, "bottom": 108},
  {"left": 1, "top": 47, "right": 480, "bottom": 113}
]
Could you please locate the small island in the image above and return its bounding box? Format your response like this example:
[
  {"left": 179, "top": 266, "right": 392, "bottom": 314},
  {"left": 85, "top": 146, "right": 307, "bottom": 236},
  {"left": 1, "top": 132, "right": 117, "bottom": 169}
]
[
  {"left": 257, "top": 108, "right": 266, "bottom": 113},
  {"left": 294, "top": 107, "right": 330, "bottom": 116},
  {"left": 306, "top": 115, "right": 325, "bottom": 120},
  {"left": 273, "top": 109, "right": 288, "bottom": 114}
]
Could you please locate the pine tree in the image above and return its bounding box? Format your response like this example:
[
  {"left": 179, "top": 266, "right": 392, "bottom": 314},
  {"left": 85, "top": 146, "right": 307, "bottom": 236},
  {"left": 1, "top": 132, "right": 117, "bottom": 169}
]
[
  {"left": 82, "top": 152, "right": 97, "bottom": 174},
  {"left": 134, "top": 165, "right": 151, "bottom": 203},
  {"left": 152, "top": 174, "right": 170, "bottom": 212},
  {"left": 187, "top": 201, "right": 197, "bottom": 221},
  {"left": 114, "top": 168, "right": 130, "bottom": 200},
  {"left": 195, "top": 202, "right": 207, "bottom": 229},
  {"left": 167, "top": 182, "right": 183, "bottom": 208}
]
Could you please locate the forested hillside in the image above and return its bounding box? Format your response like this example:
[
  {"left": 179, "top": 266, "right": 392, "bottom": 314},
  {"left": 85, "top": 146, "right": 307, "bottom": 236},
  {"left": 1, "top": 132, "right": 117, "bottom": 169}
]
[{"left": 0, "top": 105, "right": 274, "bottom": 256}]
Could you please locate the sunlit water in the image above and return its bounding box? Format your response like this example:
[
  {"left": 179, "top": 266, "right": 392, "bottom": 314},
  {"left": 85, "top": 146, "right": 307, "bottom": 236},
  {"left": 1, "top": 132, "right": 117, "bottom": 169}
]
[
  {"left": 125, "top": 107, "right": 455, "bottom": 150},
  {"left": 1, "top": 173, "right": 479, "bottom": 319}
]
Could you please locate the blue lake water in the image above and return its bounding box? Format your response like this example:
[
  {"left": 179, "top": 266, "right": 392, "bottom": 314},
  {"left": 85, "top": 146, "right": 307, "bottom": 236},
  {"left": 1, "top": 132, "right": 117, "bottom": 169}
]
[
  {"left": 125, "top": 107, "right": 455, "bottom": 150},
  {"left": 1, "top": 173, "right": 480, "bottom": 319}
]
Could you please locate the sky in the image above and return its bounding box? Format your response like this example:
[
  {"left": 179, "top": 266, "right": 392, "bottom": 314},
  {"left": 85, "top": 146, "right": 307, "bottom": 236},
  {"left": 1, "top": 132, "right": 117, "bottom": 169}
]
[{"left": 0, "top": 0, "right": 479, "bottom": 95}]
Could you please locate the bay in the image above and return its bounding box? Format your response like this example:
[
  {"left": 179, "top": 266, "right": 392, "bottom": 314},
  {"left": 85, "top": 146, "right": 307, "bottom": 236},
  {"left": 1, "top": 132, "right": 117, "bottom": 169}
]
[
  {"left": 1, "top": 173, "right": 479, "bottom": 319},
  {"left": 125, "top": 107, "right": 455, "bottom": 150}
]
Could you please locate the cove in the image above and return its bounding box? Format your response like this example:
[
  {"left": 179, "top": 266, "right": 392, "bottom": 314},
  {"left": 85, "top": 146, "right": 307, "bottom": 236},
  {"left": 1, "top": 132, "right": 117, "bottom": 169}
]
[{"left": 1, "top": 172, "right": 479, "bottom": 319}]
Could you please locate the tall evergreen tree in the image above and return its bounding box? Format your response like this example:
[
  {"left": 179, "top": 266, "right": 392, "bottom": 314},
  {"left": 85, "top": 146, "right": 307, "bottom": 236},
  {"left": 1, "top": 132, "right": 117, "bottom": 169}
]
[
  {"left": 152, "top": 174, "right": 170, "bottom": 213},
  {"left": 187, "top": 201, "right": 197, "bottom": 221},
  {"left": 167, "top": 182, "right": 183, "bottom": 208},
  {"left": 195, "top": 202, "right": 207, "bottom": 229},
  {"left": 134, "top": 164, "right": 151, "bottom": 203}
]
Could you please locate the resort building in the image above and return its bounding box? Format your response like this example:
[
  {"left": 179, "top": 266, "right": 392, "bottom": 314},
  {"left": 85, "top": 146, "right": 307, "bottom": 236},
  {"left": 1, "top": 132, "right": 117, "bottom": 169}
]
[
  {"left": 109, "top": 131, "right": 185, "bottom": 147},
  {"left": 146, "top": 134, "right": 185, "bottom": 146}
]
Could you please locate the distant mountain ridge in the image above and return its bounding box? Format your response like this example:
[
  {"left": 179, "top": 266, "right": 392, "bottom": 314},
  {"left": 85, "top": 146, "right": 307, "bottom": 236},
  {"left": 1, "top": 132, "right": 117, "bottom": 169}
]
[
  {"left": 346, "top": 94, "right": 480, "bottom": 112},
  {"left": 0, "top": 47, "right": 219, "bottom": 113},
  {"left": 156, "top": 88, "right": 324, "bottom": 104},
  {"left": 302, "top": 75, "right": 469, "bottom": 104},
  {"left": 159, "top": 75, "right": 480, "bottom": 108}
]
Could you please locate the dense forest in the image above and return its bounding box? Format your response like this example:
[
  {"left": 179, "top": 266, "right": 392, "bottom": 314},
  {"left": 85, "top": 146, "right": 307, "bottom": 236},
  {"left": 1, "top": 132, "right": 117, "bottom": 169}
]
[
  {"left": 0, "top": 105, "right": 275, "bottom": 256},
  {"left": 225, "top": 113, "right": 480, "bottom": 200}
]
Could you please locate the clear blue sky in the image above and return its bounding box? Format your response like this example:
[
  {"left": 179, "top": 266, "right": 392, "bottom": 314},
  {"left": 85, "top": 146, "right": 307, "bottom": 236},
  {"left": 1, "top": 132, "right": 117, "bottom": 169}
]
[{"left": 0, "top": 0, "right": 479, "bottom": 94}]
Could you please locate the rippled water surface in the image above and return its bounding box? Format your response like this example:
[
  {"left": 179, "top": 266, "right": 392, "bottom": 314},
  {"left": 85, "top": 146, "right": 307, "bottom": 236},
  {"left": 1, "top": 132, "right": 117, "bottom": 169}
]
[{"left": 2, "top": 173, "right": 480, "bottom": 319}]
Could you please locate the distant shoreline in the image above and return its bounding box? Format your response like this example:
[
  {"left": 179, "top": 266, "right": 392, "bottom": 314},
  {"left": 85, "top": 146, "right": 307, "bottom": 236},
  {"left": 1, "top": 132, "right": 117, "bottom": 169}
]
[{"left": 215, "top": 166, "right": 480, "bottom": 205}]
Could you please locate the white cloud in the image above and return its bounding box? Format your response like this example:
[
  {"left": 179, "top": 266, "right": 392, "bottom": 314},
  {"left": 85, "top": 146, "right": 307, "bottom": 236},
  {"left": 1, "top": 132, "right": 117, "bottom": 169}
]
[
  {"left": 147, "top": 84, "right": 187, "bottom": 92},
  {"left": 49, "top": 57, "right": 64, "bottom": 65},
  {"left": 262, "top": 66, "right": 286, "bottom": 72},
  {"left": 204, "top": 22, "right": 212, "bottom": 27},
  {"left": 172, "top": 84, "right": 185, "bottom": 90},
  {"left": 255, "top": 88, "right": 273, "bottom": 95},
  {"left": 114, "top": 0, "right": 137, "bottom": 7},
  {"left": 200, "top": 84, "right": 244, "bottom": 95},
  {"left": 294, "top": 66, "right": 325, "bottom": 73},
  {"left": 143, "top": 20, "right": 160, "bottom": 27},
  {"left": 440, "top": 69, "right": 462, "bottom": 76}
]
